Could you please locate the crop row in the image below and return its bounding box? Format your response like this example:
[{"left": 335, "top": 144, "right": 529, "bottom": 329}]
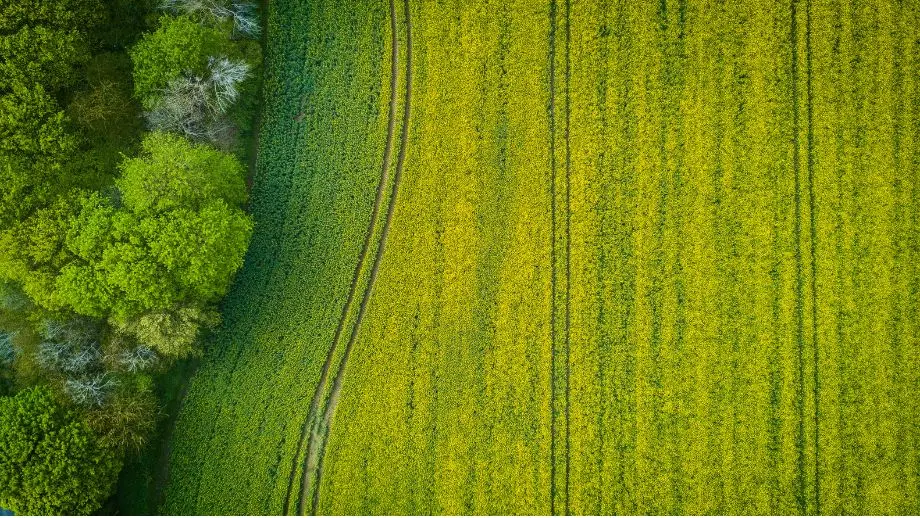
[
  {"left": 161, "top": 0, "right": 920, "bottom": 514},
  {"left": 162, "top": 0, "right": 391, "bottom": 513},
  {"left": 564, "top": 0, "right": 920, "bottom": 514},
  {"left": 314, "top": 0, "right": 557, "bottom": 514}
]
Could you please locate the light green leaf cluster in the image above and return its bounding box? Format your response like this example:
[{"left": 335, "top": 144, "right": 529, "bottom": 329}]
[
  {"left": 56, "top": 133, "right": 252, "bottom": 329},
  {"left": 118, "top": 131, "right": 248, "bottom": 214}
]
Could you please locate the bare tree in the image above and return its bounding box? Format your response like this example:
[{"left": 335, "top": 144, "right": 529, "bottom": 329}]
[
  {"left": 228, "top": 1, "right": 260, "bottom": 37},
  {"left": 110, "top": 345, "right": 159, "bottom": 373},
  {"left": 145, "top": 57, "right": 249, "bottom": 146},
  {"left": 65, "top": 374, "right": 119, "bottom": 407},
  {"left": 209, "top": 57, "right": 249, "bottom": 112},
  {"left": 160, "top": 0, "right": 261, "bottom": 37},
  {"left": 145, "top": 74, "right": 211, "bottom": 139},
  {"left": 36, "top": 318, "right": 103, "bottom": 374}
]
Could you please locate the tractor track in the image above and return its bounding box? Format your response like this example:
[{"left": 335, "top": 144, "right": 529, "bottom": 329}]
[
  {"left": 548, "top": 0, "right": 559, "bottom": 510},
  {"left": 302, "top": 0, "right": 412, "bottom": 511},
  {"left": 563, "top": 0, "right": 573, "bottom": 515},
  {"left": 287, "top": 0, "right": 412, "bottom": 513},
  {"left": 281, "top": 0, "right": 401, "bottom": 512},
  {"left": 548, "top": 0, "right": 571, "bottom": 514},
  {"left": 804, "top": 0, "right": 821, "bottom": 510},
  {"left": 791, "top": 0, "right": 820, "bottom": 512}
]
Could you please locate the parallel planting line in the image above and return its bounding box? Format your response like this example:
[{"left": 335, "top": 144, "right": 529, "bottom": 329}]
[
  {"left": 792, "top": 0, "right": 820, "bottom": 511},
  {"left": 548, "top": 0, "right": 572, "bottom": 513},
  {"left": 282, "top": 0, "right": 401, "bottom": 512},
  {"left": 563, "top": 0, "right": 572, "bottom": 514},
  {"left": 547, "top": 0, "right": 558, "bottom": 512},
  {"left": 296, "top": 0, "right": 413, "bottom": 513},
  {"left": 804, "top": 0, "right": 820, "bottom": 510},
  {"left": 789, "top": 0, "right": 807, "bottom": 512}
]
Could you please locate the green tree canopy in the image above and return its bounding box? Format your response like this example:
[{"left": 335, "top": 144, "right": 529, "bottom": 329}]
[
  {"left": 130, "top": 15, "right": 227, "bottom": 107},
  {"left": 0, "top": 0, "right": 102, "bottom": 92},
  {"left": 118, "top": 131, "right": 248, "bottom": 213},
  {"left": 0, "top": 84, "right": 77, "bottom": 160},
  {"left": 1, "top": 132, "right": 252, "bottom": 336},
  {"left": 0, "top": 156, "right": 65, "bottom": 227},
  {"left": 0, "top": 193, "right": 82, "bottom": 311},
  {"left": 57, "top": 193, "right": 251, "bottom": 323},
  {"left": 0, "top": 65, "right": 81, "bottom": 230},
  {"left": 0, "top": 26, "right": 90, "bottom": 90},
  {"left": 0, "top": 0, "right": 102, "bottom": 35},
  {"left": 0, "top": 386, "right": 121, "bottom": 515}
]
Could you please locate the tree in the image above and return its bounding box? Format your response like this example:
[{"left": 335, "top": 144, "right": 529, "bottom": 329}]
[
  {"left": 57, "top": 194, "right": 251, "bottom": 323},
  {"left": 0, "top": 386, "right": 121, "bottom": 515},
  {"left": 35, "top": 317, "right": 104, "bottom": 375},
  {"left": 118, "top": 302, "right": 219, "bottom": 357},
  {"left": 118, "top": 131, "right": 248, "bottom": 213},
  {"left": 0, "top": 84, "right": 77, "bottom": 162},
  {"left": 85, "top": 386, "right": 158, "bottom": 454},
  {"left": 145, "top": 57, "right": 250, "bottom": 145},
  {"left": 0, "top": 85, "right": 79, "bottom": 228},
  {"left": 0, "top": 26, "right": 90, "bottom": 91},
  {"left": 139, "top": 201, "right": 252, "bottom": 300},
  {"left": 130, "top": 15, "right": 227, "bottom": 107},
  {"left": 0, "top": 192, "right": 83, "bottom": 309},
  {"left": 67, "top": 53, "right": 142, "bottom": 144},
  {"left": 56, "top": 196, "right": 178, "bottom": 319},
  {"left": 0, "top": 0, "right": 103, "bottom": 35},
  {"left": 0, "top": 0, "right": 102, "bottom": 92},
  {"left": 63, "top": 373, "right": 118, "bottom": 406},
  {"left": 53, "top": 135, "right": 253, "bottom": 323},
  {"left": 108, "top": 344, "right": 159, "bottom": 373},
  {"left": 160, "top": 0, "right": 261, "bottom": 38}
]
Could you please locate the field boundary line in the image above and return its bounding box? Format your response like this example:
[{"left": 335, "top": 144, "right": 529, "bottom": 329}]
[
  {"left": 282, "top": 0, "right": 401, "bottom": 512},
  {"left": 297, "top": 0, "right": 413, "bottom": 513},
  {"left": 805, "top": 0, "right": 821, "bottom": 515},
  {"left": 805, "top": 0, "right": 820, "bottom": 511},
  {"left": 548, "top": 0, "right": 558, "bottom": 513},
  {"left": 563, "top": 0, "right": 572, "bottom": 514}
]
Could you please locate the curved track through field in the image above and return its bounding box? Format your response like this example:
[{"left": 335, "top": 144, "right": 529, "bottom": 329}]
[
  {"left": 280, "top": 0, "right": 400, "bottom": 511},
  {"left": 304, "top": 2, "right": 412, "bottom": 506},
  {"left": 283, "top": 0, "right": 413, "bottom": 513}
]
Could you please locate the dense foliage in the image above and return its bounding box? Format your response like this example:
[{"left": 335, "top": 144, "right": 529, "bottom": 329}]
[
  {"left": 0, "top": 0, "right": 261, "bottom": 513},
  {"left": 59, "top": 133, "right": 251, "bottom": 326},
  {"left": 0, "top": 0, "right": 101, "bottom": 91},
  {"left": 130, "top": 15, "right": 226, "bottom": 108},
  {"left": 0, "top": 386, "right": 121, "bottom": 515}
]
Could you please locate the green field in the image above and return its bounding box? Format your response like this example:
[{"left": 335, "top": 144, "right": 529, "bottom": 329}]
[{"left": 164, "top": 0, "right": 920, "bottom": 514}]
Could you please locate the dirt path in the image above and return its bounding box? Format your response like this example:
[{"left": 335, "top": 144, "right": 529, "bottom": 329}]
[
  {"left": 303, "top": 0, "right": 412, "bottom": 509},
  {"left": 298, "top": 0, "right": 413, "bottom": 512},
  {"left": 283, "top": 0, "right": 410, "bottom": 514}
]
